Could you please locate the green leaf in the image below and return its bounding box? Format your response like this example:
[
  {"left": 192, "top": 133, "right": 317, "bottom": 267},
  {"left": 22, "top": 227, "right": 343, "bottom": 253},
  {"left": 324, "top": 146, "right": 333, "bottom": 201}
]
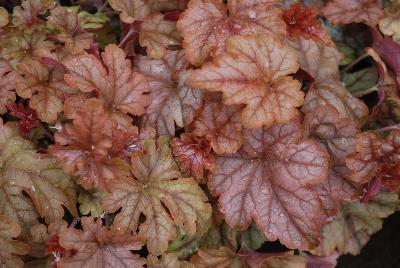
[{"left": 343, "top": 67, "right": 379, "bottom": 97}]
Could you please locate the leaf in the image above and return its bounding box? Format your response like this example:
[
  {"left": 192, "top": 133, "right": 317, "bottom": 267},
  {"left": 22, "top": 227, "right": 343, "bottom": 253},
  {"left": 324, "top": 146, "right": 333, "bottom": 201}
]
[
  {"left": 193, "top": 98, "right": 243, "bottom": 154},
  {"left": 147, "top": 253, "right": 195, "bottom": 268},
  {"left": 343, "top": 67, "right": 379, "bottom": 97},
  {"left": 63, "top": 44, "right": 150, "bottom": 118},
  {"left": 58, "top": 217, "right": 146, "bottom": 268},
  {"left": 190, "top": 246, "right": 246, "bottom": 268},
  {"left": 12, "top": 0, "right": 55, "bottom": 27},
  {"left": 171, "top": 133, "right": 215, "bottom": 180},
  {"left": 289, "top": 37, "right": 343, "bottom": 80},
  {"left": 15, "top": 58, "right": 72, "bottom": 123},
  {"left": 102, "top": 136, "right": 212, "bottom": 255},
  {"left": 0, "top": 7, "right": 9, "bottom": 28},
  {"left": 189, "top": 33, "right": 303, "bottom": 128},
  {"left": 77, "top": 190, "right": 105, "bottom": 218},
  {"left": 283, "top": 3, "right": 331, "bottom": 45},
  {"left": 379, "top": 9, "right": 400, "bottom": 43},
  {"left": 0, "top": 215, "right": 30, "bottom": 268},
  {"left": 49, "top": 98, "right": 138, "bottom": 191},
  {"left": 208, "top": 118, "right": 330, "bottom": 250},
  {"left": 48, "top": 6, "right": 94, "bottom": 55},
  {"left": 6, "top": 103, "right": 38, "bottom": 136},
  {"left": 135, "top": 51, "right": 204, "bottom": 135},
  {"left": 177, "top": 0, "right": 286, "bottom": 65},
  {"left": 0, "top": 60, "right": 17, "bottom": 114},
  {"left": 0, "top": 122, "right": 77, "bottom": 234},
  {"left": 139, "top": 13, "right": 181, "bottom": 59},
  {"left": 302, "top": 79, "right": 369, "bottom": 127},
  {"left": 346, "top": 130, "right": 400, "bottom": 191},
  {"left": 322, "top": 0, "right": 384, "bottom": 26},
  {"left": 312, "top": 192, "right": 400, "bottom": 256}
]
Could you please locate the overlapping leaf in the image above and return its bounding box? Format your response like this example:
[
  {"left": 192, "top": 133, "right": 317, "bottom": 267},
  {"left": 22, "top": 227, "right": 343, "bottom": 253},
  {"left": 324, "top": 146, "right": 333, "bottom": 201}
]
[
  {"left": 177, "top": 0, "right": 286, "bottom": 65},
  {"left": 189, "top": 33, "right": 303, "bottom": 128},
  {"left": 49, "top": 98, "right": 138, "bottom": 190},
  {"left": 63, "top": 44, "right": 150, "bottom": 119},
  {"left": 135, "top": 50, "right": 203, "bottom": 135},
  {"left": 0, "top": 122, "right": 77, "bottom": 235},
  {"left": 208, "top": 118, "right": 330, "bottom": 249},
  {"left": 58, "top": 217, "right": 146, "bottom": 268},
  {"left": 322, "top": 0, "right": 384, "bottom": 26},
  {"left": 0, "top": 60, "right": 17, "bottom": 114},
  {"left": 12, "top": 0, "right": 55, "bottom": 27},
  {"left": 147, "top": 253, "right": 195, "bottom": 268},
  {"left": 102, "top": 136, "right": 212, "bottom": 255}
]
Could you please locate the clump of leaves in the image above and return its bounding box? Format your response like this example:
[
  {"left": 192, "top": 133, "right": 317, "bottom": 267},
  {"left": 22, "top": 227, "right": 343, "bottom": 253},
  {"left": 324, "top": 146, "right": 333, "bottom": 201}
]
[{"left": 0, "top": 0, "right": 400, "bottom": 267}]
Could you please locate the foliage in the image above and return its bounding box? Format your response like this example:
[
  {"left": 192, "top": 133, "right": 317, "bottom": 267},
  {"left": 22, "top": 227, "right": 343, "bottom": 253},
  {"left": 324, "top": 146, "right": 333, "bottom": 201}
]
[{"left": 0, "top": 0, "right": 399, "bottom": 267}]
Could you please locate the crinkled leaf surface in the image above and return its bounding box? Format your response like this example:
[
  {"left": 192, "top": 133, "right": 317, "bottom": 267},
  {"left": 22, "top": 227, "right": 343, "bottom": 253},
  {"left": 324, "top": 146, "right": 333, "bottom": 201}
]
[
  {"left": 171, "top": 133, "right": 215, "bottom": 180},
  {"left": 0, "top": 122, "right": 77, "bottom": 234},
  {"left": 135, "top": 51, "right": 203, "bottom": 135},
  {"left": 12, "top": 0, "right": 55, "bottom": 27},
  {"left": 302, "top": 79, "right": 369, "bottom": 127},
  {"left": 48, "top": 6, "right": 94, "bottom": 55},
  {"left": 139, "top": 13, "right": 181, "bottom": 59},
  {"left": 322, "top": 0, "right": 384, "bottom": 26},
  {"left": 208, "top": 118, "right": 330, "bottom": 249},
  {"left": 312, "top": 192, "right": 399, "bottom": 256},
  {"left": 59, "top": 217, "right": 146, "bottom": 268},
  {"left": 189, "top": 33, "right": 303, "bottom": 128},
  {"left": 64, "top": 44, "right": 149, "bottom": 117},
  {"left": 0, "top": 60, "right": 17, "bottom": 114},
  {"left": 193, "top": 98, "right": 243, "bottom": 154},
  {"left": 49, "top": 98, "right": 137, "bottom": 190},
  {"left": 177, "top": 0, "right": 286, "bottom": 65},
  {"left": 0, "top": 215, "right": 30, "bottom": 268},
  {"left": 379, "top": 9, "right": 400, "bottom": 43},
  {"left": 102, "top": 136, "right": 212, "bottom": 255}
]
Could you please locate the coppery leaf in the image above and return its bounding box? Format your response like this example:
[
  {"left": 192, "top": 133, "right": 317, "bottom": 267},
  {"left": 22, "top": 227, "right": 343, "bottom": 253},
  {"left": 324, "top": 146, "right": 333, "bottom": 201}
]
[
  {"left": 0, "top": 60, "right": 17, "bottom": 114},
  {"left": 189, "top": 33, "right": 303, "bottom": 128}
]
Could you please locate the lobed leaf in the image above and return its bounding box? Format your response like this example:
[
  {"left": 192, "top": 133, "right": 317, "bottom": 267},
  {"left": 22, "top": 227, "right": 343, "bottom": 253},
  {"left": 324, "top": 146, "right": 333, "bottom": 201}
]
[{"left": 0, "top": 60, "right": 17, "bottom": 114}]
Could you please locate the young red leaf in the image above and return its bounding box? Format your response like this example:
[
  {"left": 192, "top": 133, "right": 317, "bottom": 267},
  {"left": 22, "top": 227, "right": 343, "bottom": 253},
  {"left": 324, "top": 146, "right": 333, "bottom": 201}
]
[
  {"left": 0, "top": 60, "right": 17, "bottom": 114},
  {"left": 0, "top": 215, "right": 30, "bottom": 268},
  {"left": 171, "top": 133, "right": 215, "bottom": 180},
  {"left": 289, "top": 37, "right": 343, "bottom": 80},
  {"left": 322, "top": 0, "right": 384, "bottom": 26},
  {"left": 6, "top": 103, "right": 38, "bottom": 136},
  {"left": 48, "top": 6, "right": 94, "bottom": 55},
  {"left": 208, "top": 118, "right": 330, "bottom": 250},
  {"left": 283, "top": 3, "right": 331, "bottom": 45},
  {"left": 63, "top": 44, "right": 150, "bottom": 118},
  {"left": 302, "top": 79, "right": 369, "bottom": 127},
  {"left": 135, "top": 51, "right": 204, "bottom": 135},
  {"left": 102, "top": 136, "right": 212, "bottom": 255},
  {"left": 49, "top": 98, "right": 137, "bottom": 191},
  {"left": 193, "top": 98, "right": 243, "bottom": 154},
  {"left": 189, "top": 33, "right": 303, "bottom": 128},
  {"left": 346, "top": 130, "right": 400, "bottom": 191},
  {"left": 139, "top": 13, "right": 181, "bottom": 59},
  {"left": 177, "top": 0, "right": 286, "bottom": 65},
  {"left": 58, "top": 217, "right": 146, "bottom": 268}
]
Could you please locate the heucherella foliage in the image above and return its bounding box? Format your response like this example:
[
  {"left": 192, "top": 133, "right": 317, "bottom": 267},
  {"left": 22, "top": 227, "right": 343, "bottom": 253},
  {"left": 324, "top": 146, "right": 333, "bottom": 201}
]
[{"left": 0, "top": 0, "right": 399, "bottom": 267}]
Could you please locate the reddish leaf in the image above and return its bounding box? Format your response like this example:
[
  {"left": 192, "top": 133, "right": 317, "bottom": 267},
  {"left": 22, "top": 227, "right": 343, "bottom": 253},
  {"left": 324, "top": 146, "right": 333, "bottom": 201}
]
[
  {"left": 171, "top": 133, "right": 216, "bottom": 180},
  {"left": 283, "top": 3, "right": 331, "bottom": 45},
  {"left": 189, "top": 33, "right": 303, "bottom": 128},
  {"left": 289, "top": 37, "right": 343, "bottom": 80},
  {"left": 12, "top": 0, "right": 55, "bottom": 27},
  {"left": 58, "top": 217, "right": 146, "bottom": 268},
  {"left": 135, "top": 50, "right": 204, "bottom": 135},
  {"left": 63, "top": 44, "right": 150, "bottom": 119},
  {"left": 48, "top": 6, "right": 94, "bottom": 55},
  {"left": 6, "top": 103, "right": 38, "bottom": 136},
  {"left": 208, "top": 118, "right": 330, "bottom": 250},
  {"left": 346, "top": 130, "right": 400, "bottom": 191},
  {"left": 48, "top": 98, "right": 138, "bottom": 191},
  {"left": 177, "top": 0, "right": 286, "bottom": 65},
  {"left": 302, "top": 79, "right": 369, "bottom": 127},
  {"left": 193, "top": 98, "right": 243, "bottom": 154},
  {"left": 102, "top": 137, "right": 212, "bottom": 255},
  {"left": 322, "top": 0, "right": 384, "bottom": 26},
  {"left": 0, "top": 60, "right": 17, "bottom": 114}
]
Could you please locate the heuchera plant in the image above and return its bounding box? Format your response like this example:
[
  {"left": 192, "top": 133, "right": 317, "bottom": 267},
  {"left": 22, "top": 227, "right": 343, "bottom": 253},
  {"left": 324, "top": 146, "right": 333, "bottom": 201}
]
[{"left": 0, "top": 0, "right": 400, "bottom": 267}]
